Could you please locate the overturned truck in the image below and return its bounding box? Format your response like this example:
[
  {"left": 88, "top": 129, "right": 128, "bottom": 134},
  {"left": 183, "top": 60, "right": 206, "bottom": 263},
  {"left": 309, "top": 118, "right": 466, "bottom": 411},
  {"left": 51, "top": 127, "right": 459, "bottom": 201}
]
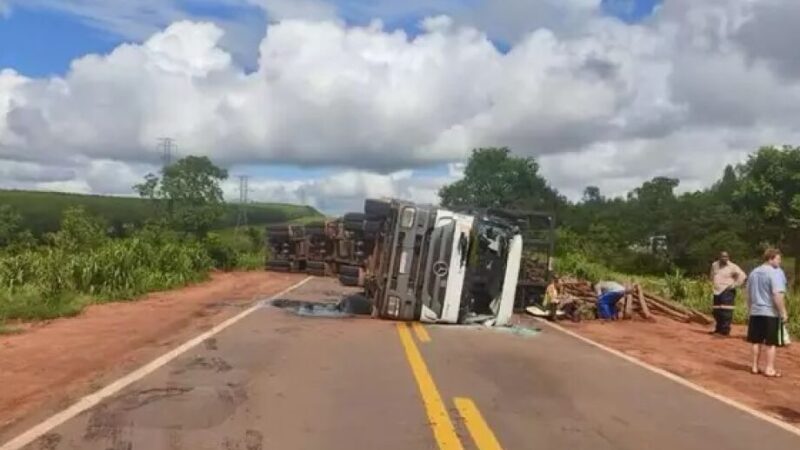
[
  {"left": 265, "top": 218, "right": 377, "bottom": 286},
  {"left": 265, "top": 224, "right": 307, "bottom": 272},
  {"left": 351, "top": 199, "right": 524, "bottom": 326}
]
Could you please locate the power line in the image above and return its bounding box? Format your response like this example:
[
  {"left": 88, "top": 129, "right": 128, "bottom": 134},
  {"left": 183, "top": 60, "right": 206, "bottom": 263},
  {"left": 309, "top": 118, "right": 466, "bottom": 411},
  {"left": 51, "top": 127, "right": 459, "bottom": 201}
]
[
  {"left": 236, "top": 175, "right": 250, "bottom": 229},
  {"left": 157, "top": 137, "right": 177, "bottom": 167}
]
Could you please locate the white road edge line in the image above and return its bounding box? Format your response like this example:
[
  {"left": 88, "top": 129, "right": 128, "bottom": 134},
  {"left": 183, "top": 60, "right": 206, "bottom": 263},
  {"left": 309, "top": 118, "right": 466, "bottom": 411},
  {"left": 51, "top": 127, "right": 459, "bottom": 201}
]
[
  {"left": 0, "top": 276, "right": 314, "bottom": 450},
  {"left": 538, "top": 318, "right": 800, "bottom": 438}
]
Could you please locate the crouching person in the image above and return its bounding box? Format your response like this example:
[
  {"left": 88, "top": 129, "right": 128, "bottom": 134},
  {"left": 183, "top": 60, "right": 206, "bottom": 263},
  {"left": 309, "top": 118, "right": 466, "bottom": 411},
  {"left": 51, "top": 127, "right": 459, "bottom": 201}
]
[
  {"left": 544, "top": 277, "right": 581, "bottom": 322},
  {"left": 594, "top": 280, "right": 631, "bottom": 320}
]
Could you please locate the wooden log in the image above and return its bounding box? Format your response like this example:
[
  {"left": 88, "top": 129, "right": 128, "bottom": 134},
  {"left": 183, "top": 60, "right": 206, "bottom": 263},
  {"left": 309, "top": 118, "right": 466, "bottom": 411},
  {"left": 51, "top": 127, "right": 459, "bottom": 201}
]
[
  {"left": 643, "top": 299, "right": 691, "bottom": 322},
  {"left": 644, "top": 294, "right": 694, "bottom": 317},
  {"left": 636, "top": 285, "right": 653, "bottom": 320},
  {"left": 624, "top": 292, "right": 634, "bottom": 319},
  {"left": 644, "top": 293, "right": 712, "bottom": 325}
]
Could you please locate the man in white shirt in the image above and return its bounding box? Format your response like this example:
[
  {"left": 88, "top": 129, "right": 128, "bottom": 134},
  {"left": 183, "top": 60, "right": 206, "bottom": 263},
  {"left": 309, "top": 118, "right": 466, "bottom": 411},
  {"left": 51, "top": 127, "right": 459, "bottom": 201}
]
[{"left": 709, "top": 251, "right": 747, "bottom": 336}]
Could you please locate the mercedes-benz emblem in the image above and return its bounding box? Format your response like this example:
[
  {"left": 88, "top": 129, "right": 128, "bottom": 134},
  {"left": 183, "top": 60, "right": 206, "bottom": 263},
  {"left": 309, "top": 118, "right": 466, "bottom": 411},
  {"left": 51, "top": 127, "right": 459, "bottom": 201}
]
[{"left": 432, "top": 261, "right": 449, "bottom": 277}]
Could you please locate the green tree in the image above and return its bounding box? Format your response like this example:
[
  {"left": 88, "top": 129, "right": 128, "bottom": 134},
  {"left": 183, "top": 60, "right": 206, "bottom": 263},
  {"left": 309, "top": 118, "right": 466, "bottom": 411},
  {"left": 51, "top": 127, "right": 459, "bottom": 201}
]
[
  {"left": 734, "top": 145, "right": 800, "bottom": 288},
  {"left": 439, "top": 147, "right": 560, "bottom": 210},
  {"left": 133, "top": 173, "right": 159, "bottom": 201},
  {"left": 666, "top": 191, "right": 749, "bottom": 274},
  {"left": 582, "top": 186, "right": 603, "bottom": 204},
  {"left": 134, "top": 156, "right": 229, "bottom": 237},
  {"left": 713, "top": 164, "right": 738, "bottom": 202},
  {"left": 48, "top": 206, "right": 108, "bottom": 252},
  {"left": 0, "top": 205, "right": 35, "bottom": 251}
]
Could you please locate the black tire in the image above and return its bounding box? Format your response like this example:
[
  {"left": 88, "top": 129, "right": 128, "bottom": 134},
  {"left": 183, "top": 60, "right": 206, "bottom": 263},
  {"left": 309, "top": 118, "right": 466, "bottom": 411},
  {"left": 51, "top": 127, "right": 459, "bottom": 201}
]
[
  {"left": 338, "top": 294, "right": 373, "bottom": 315},
  {"left": 307, "top": 261, "right": 326, "bottom": 270},
  {"left": 267, "top": 260, "right": 291, "bottom": 271},
  {"left": 339, "top": 265, "right": 360, "bottom": 277},
  {"left": 306, "top": 227, "right": 325, "bottom": 237},
  {"left": 307, "top": 267, "right": 326, "bottom": 277},
  {"left": 343, "top": 219, "right": 364, "bottom": 232},
  {"left": 364, "top": 199, "right": 392, "bottom": 218},
  {"left": 343, "top": 212, "right": 366, "bottom": 222},
  {"left": 363, "top": 219, "right": 382, "bottom": 233},
  {"left": 339, "top": 274, "right": 360, "bottom": 286}
]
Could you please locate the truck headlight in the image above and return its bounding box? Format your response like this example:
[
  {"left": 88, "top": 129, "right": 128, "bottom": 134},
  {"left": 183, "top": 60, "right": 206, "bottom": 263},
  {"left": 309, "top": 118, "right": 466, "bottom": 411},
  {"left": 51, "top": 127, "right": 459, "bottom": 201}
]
[
  {"left": 400, "top": 207, "right": 416, "bottom": 228},
  {"left": 387, "top": 295, "right": 401, "bottom": 317}
]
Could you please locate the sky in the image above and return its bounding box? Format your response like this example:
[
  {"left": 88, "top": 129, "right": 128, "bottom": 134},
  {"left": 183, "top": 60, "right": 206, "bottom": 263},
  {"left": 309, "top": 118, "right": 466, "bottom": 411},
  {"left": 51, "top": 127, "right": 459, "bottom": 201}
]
[{"left": 2, "top": 0, "right": 799, "bottom": 214}]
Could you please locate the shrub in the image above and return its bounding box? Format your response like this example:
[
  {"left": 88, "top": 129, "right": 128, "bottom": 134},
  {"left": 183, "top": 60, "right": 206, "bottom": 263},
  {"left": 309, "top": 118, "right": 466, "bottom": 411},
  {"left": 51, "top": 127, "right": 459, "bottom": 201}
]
[
  {"left": 203, "top": 233, "right": 239, "bottom": 271},
  {"left": 554, "top": 253, "right": 612, "bottom": 284},
  {"left": 664, "top": 269, "right": 689, "bottom": 301},
  {"left": 0, "top": 231, "right": 213, "bottom": 320}
]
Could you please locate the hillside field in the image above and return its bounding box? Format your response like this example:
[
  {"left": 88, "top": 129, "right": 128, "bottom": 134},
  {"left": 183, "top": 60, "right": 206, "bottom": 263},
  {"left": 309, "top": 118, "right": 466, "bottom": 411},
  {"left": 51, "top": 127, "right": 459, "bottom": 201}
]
[{"left": 0, "top": 189, "right": 322, "bottom": 235}]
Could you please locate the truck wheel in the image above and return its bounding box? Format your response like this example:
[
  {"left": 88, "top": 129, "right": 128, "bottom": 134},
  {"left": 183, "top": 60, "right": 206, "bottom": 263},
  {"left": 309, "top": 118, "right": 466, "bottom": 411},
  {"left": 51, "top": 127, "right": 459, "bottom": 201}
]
[
  {"left": 364, "top": 199, "right": 392, "bottom": 218},
  {"left": 363, "top": 219, "right": 383, "bottom": 233},
  {"left": 338, "top": 274, "right": 360, "bottom": 286},
  {"left": 339, "top": 265, "right": 361, "bottom": 277},
  {"left": 338, "top": 293, "right": 372, "bottom": 315},
  {"left": 306, "top": 260, "right": 327, "bottom": 276},
  {"left": 305, "top": 222, "right": 326, "bottom": 236},
  {"left": 266, "top": 260, "right": 292, "bottom": 271},
  {"left": 343, "top": 212, "right": 366, "bottom": 222}
]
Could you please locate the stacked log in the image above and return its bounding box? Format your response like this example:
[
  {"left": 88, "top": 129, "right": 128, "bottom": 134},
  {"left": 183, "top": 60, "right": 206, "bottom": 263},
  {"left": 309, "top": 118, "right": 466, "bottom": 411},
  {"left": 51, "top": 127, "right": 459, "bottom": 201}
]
[
  {"left": 555, "top": 279, "right": 712, "bottom": 325},
  {"left": 521, "top": 257, "right": 548, "bottom": 284}
]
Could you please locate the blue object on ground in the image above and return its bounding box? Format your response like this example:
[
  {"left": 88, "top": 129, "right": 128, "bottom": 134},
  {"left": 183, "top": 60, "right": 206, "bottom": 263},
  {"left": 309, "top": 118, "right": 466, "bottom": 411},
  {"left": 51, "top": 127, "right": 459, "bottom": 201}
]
[{"left": 597, "top": 291, "right": 625, "bottom": 319}]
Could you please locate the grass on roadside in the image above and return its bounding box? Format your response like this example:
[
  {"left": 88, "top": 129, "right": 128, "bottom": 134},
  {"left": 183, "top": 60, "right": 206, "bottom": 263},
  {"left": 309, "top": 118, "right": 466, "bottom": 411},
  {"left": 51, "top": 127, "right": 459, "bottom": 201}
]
[
  {"left": 0, "top": 324, "right": 24, "bottom": 335},
  {"left": 0, "top": 286, "right": 90, "bottom": 322}
]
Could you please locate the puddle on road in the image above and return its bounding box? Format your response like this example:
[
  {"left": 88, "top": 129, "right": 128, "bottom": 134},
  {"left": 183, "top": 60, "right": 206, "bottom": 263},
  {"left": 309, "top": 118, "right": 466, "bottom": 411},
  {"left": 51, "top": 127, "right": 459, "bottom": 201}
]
[{"left": 267, "top": 294, "right": 373, "bottom": 318}]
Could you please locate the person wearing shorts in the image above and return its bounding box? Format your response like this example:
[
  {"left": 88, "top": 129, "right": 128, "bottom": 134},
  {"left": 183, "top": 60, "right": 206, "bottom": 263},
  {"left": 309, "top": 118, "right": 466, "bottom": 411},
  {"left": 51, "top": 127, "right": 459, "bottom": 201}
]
[{"left": 746, "top": 248, "right": 789, "bottom": 378}]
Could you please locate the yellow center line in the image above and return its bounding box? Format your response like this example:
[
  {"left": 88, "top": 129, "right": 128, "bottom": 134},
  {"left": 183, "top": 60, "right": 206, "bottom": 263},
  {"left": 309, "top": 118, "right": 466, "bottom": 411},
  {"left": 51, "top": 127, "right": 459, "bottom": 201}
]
[
  {"left": 412, "top": 322, "right": 432, "bottom": 343},
  {"left": 454, "top": 397, "right": 504, "bottom": 450},
  {"left": 396, "top": 323, "right": 464, "bottom": 450}
]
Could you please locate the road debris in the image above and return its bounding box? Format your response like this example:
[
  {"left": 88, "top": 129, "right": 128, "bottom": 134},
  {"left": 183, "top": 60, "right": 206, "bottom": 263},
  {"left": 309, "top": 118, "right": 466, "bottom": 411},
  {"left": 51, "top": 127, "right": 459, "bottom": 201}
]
[{"left": 269, "top": 294, "right": 372, "bottom": 318}]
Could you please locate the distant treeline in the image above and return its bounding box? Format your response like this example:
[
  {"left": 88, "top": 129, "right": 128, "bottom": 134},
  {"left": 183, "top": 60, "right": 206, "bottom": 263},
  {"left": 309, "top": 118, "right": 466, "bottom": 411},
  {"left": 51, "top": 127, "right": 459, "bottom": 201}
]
[{"left": 439, "top": 146, "right": 800, "bottom": 287}]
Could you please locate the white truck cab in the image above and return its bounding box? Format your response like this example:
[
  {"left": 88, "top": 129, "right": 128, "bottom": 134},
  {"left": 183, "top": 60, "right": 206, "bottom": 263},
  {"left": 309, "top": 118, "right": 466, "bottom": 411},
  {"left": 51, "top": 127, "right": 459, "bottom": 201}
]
[{"left": 360, "top": 199, "right": 522, "bottom": 326}]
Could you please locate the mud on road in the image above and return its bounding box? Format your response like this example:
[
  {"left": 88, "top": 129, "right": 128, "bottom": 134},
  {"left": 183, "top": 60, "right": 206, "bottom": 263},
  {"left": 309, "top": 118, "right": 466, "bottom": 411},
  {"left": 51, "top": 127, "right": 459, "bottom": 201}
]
[{"left": 0, "top": 271, "right": 304, "bottom": 440}]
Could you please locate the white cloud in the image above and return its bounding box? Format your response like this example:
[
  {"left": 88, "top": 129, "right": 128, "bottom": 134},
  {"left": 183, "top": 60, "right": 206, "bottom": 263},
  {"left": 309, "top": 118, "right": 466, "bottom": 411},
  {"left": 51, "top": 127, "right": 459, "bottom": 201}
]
[
  {"left": 3, "top": 0, "right": 800, "bottom": 212},
  {"left": 221, "top": 168, "right": 453, "bottom": 214}
]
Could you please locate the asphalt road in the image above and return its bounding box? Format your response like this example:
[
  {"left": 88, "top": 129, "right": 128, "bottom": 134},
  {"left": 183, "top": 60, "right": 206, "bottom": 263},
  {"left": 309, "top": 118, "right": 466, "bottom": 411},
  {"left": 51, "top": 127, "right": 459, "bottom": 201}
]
[{"left": 13, "top": 277, "right": 800, "bottom": 450}]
